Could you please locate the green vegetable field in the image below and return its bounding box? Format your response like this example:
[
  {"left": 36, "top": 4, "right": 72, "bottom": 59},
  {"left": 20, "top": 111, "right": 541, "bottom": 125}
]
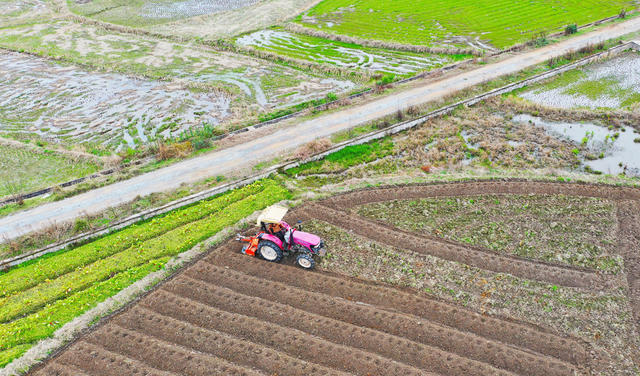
[
  {"left": 298, "top": 0, "right": 633, "bottom": 49},
  {"left": 0, "top": 179, "right": 290, "bottom": 367}
]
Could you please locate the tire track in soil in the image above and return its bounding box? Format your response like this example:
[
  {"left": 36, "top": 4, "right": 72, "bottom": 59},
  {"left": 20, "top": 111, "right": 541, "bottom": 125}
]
[
  {"left": 206, "top": 248, "right": 588, "bottom": 367},
  {"left": 617, "top": 200, "right": 640, "bottom": 326},
  {"left": 172, "top": 267, "right": 575, "bottom": 376},
  {"left": 298, "top": 203, "right": 606, "bottom": 289},
  {"left": 136, "top": 291, "right": 429, "bottom": 376},
  {"left": 55, "top": 341, "right": 178, "bottom": 376},
  {"left": 115, "top": 305, "right": 352, "bottom": 376},
  {"left": 85, "top": 325, "right": 265, "bottom": 376}
]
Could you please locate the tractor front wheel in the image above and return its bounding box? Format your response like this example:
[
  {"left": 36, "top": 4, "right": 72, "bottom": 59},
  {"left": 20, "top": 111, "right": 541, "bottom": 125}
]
[
  {"left": 257, "top": 240, "right": 283, "bottom": 263},
  {"left": 296, "top": 253, "right": 316, "bottom": 270}
]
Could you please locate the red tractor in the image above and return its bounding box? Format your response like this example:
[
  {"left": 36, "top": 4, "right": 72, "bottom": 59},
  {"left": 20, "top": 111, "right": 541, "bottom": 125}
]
[{"left": 236, "top": 205, "right": 326, "bottom": 270}]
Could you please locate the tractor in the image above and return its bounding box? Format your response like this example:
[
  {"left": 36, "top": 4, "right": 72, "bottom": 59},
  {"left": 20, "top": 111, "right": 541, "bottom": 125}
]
[{"left": 236, "top": 205, "right": 326, "bottom": 270}]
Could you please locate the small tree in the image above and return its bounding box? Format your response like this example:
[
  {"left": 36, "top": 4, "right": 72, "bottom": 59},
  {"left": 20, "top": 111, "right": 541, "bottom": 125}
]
[{"left": 565, "top": 24, "right": 578, "bottom": 35}]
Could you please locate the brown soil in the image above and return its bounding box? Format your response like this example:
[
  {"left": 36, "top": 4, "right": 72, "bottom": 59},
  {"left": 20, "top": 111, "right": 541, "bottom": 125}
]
[{"left": 32, "top": 180, "right": 640, "bottom": 375}]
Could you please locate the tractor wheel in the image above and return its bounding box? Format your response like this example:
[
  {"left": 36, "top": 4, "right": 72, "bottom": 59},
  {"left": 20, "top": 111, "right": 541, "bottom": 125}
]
[
  {"left": 257, "top": 240, "right": 283, "bottom": 263},
  {"left": 296, "top": 253, "right": 316, "bottom": 270}
]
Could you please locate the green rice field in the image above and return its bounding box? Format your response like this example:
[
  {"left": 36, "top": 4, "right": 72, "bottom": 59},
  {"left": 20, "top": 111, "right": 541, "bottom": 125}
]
[{"left": 297, "top": 0, "right": 633, "bottom": 49}]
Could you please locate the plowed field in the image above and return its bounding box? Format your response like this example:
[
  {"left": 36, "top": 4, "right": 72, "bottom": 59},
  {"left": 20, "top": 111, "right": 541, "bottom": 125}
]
[{"left": 33, "top": 181, "right": 640, "bottom": 375}]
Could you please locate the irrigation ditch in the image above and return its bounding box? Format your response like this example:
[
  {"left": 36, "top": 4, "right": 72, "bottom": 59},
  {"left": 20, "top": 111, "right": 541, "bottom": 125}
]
[{"left": 2, "top": 40, "right": 639, "bottom": 271}]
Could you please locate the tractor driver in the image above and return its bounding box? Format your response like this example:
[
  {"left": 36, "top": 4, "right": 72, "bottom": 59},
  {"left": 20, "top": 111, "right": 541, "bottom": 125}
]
[{"left": 267, "top": 222, "right": 291, "bottom": 249}]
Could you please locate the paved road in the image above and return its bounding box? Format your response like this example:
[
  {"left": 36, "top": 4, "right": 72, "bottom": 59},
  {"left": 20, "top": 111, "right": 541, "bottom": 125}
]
[{"left": 3, "top": 17, "right": 640, "bottom": 241}]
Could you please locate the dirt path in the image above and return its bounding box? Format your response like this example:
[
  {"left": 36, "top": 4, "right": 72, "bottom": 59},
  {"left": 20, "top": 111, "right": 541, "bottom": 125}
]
[{"left": 3, "top": 17, "right": 640, "bottom": 240}]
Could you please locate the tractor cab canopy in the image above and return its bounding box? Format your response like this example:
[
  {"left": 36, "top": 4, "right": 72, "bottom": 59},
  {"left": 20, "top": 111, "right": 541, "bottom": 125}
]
[{"left": 256, "top": 205, "right": 288, "bottom": 226}]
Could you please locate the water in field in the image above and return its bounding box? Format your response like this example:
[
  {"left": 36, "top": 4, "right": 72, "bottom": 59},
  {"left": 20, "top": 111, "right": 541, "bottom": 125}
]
[
  {"left": 520, "top": 53, "right": 640, "bottom": 110},
  {"left": 1, "top": 0, "right": 45, "bottom": 16},
  {"left": 139, "top": 0, "right": 259, "bottom": 19},
  {"left": 513, "top": 114, "right": 640, "bottom": 177},
  {"left": 0, "top": 51, "right": 231, "bottom": 150},
  {"left": 236, "top": 29, "right": 456, "bottom": 76}
]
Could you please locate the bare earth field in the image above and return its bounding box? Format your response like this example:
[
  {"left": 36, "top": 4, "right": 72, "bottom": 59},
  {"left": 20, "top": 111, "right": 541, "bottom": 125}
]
[{"left": 34, "top": 181, "right": 640, "bottom": 375}]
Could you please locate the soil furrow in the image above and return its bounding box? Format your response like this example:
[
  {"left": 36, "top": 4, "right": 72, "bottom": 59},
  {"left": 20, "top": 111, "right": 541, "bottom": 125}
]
[
  {"left": 299, "top": 203, "right": 603, "bottom": 289},
  {"left": 171, "top": 272, "right": 577, "bottom": 376},
  {"left": 35, "top": 363, "right": 93, "bottom": 376},
  {"left": 161, "top": 278, "right": 528, "bottom": 375},
  {"left": 617, "top": 200, "right": 640, "bottom": 326},
  {"left": 50, "top": 341, "right": 178, "bottom": 376},
  {"left": 84, "top": 324, "right": 264, "bottom": 376},
  {"left": 319, "top": 182, "right": 640, "bottom": 209},
  {"left": 115, "top": 304, "right": 351, "bottom": 376},
  {"left": 139, "top": 288, "right": 432, "bottom": 376},
  {"left": 206, "top": 247, "right": 588, "bottom": 366}
]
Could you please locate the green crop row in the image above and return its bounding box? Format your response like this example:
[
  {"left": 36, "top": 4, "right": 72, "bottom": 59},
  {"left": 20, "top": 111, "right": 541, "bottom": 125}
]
[
  {"left": 286, "top": 138, "right": 394, "bottom": 176},
  {"left": 0, "top": 179, "right": 289, "bottom": 367},
  {"left": 0, "top": 181, "right": 289, "bottom": 323},
  {"left": 0, "top": 180, "right": 275, "bottom": 297},
  {"left": 0, "top": 261, "right": 165, "bottom": 367}
]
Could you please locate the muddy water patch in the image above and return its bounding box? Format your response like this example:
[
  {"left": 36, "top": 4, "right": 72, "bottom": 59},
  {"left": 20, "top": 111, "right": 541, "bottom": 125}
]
[
  {"left": 513, "top": 114, "right": 640, "bottom": 176},
  {"left": 0, "top": 52, "right": 230, "bottom": 150},
  {"left": 520, "top": 52, "right": 640, "bottom": 110}
]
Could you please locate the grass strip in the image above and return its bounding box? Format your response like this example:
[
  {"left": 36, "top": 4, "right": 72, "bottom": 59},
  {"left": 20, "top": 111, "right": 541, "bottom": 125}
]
[
  {"left": 0, "top": 260, "right": 166, "bottom": 366},
  {"left": 285, "top": 138, "right": 394, "bottom": 176},
  {"left": 0, "top": 180, "right": 275, "bottom": 297},
  {"left": 0, "top": 183, "right": 290, "bottom": 323}
]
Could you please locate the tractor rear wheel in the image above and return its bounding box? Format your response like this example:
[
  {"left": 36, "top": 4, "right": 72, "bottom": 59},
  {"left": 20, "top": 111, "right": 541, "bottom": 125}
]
[
  {"left": 296, "top": 253, "right": 316, "bottom": 270},
  {"left": 257, "top": 240, "right": 283, "bottom": 263}
]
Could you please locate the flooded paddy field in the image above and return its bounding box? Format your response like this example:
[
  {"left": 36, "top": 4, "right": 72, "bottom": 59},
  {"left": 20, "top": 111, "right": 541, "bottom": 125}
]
[
  {"left": 0, "top": 21, "right": 356, "bottom": 110},
  {"left": 68, "top": 0, "right": 262, "bottom": 26},
  {"left": 0, "top": 51, "right": 232, "bottom": 151},
  {"left": 514, "top": 114, "right": 640, "bottom": 177},
  {"left": 236, "top": 29, "right": 470, "bottom": 76},
  {"left": 67, "top": 0, "right": 319, "bottom": 40},
  {"left": 0, "top": 21, "right": 357, "bottom": 112},
  {"left": 520, "top": 51, "right": 640, "bottom": 111}
]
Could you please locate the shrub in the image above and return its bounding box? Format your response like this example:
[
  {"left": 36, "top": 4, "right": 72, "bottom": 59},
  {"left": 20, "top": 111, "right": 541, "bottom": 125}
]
[
  {"left": 157, "top": 141, "right": 192, "bottom": 160},
  {"left": 293, "top": 138, "right": 332, "bottom": 160},
  {"left": 376, "top": 73, "right": 395, "bottom": 87},
  {"left": 565, "top": 24, "right": 578, "bottom": 35},
  {"left": 634, "top": 138, "right": 640, "bottom": 143},
  {"left": 192, "top": 138, "right": 212, "bottom": 150},
  {"left": 72, "top": 218, "right": 89, "bottom": 233}
]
